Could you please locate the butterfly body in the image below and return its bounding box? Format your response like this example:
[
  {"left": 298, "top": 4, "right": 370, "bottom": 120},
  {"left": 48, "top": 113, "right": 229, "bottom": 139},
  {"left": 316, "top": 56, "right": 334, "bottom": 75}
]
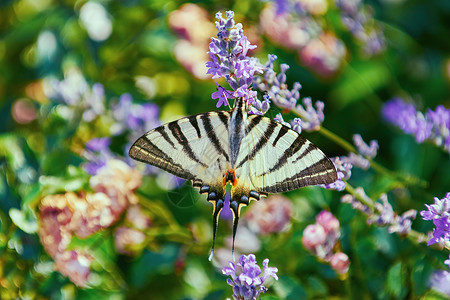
[{"left": 129, "top": 97, "right": 337, "bottom": 259}]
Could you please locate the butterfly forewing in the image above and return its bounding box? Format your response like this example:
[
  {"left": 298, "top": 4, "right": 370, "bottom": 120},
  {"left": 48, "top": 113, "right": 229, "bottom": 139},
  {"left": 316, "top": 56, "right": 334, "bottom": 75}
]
[{"left": 129, "top": 111, "right": 231, "bottom": 186}]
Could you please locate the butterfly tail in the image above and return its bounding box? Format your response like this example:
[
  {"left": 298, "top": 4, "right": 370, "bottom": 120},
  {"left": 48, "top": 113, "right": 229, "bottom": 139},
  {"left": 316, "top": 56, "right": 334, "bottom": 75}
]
[
  {"left": 208, "top": 197, "right": 224, "bottom": 261},
  {"left": 229, "top": 194, "right": 250, "bottom": 261},
  {"left": 230, "top": 202, "right": 239, "bottom": 262}
]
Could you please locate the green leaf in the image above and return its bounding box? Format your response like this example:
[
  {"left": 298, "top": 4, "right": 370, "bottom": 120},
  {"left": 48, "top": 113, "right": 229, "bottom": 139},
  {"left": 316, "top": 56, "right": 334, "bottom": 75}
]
[
  {"left": 273, "top": 275, "right": 307, "bottom": 300},
  {"left": 330, "top": 61, "right": 391, "bottom": 108},
  {"left": 128, "top": 244, "right": 179, "bottom": 288},
  {"left": 386, "top": 261, "right": 407, "bottom": 299},
  {"left": 411, "top": 256, "right": 434, "bottom": 297},
  {"left": 9, "top": 207, "right": 38, "bottom": 234}
]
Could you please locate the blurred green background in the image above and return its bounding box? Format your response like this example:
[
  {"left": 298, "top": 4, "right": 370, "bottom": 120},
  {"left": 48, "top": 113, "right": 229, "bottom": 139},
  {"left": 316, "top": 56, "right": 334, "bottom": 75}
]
[{"left": 1, "top": 0, "right": 449, "bottom": 299}]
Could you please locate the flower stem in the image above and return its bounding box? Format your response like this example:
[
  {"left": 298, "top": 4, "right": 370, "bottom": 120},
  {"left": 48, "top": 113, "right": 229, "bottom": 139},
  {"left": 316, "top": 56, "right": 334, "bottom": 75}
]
[
  {"left": 344, "top": 182, "right": 375, "bottom": 210},
  {"left": 317, "top": 126, "right": 427, "bottom": 188},
  {"left": 318, "top": 127, "right": 356, "bottom": 153}
]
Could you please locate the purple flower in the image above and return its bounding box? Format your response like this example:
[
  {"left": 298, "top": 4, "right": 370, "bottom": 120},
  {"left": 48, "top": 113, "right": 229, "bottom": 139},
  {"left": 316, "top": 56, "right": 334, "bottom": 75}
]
[
  {"left": 85, "top": 137, "right": 111, "bottom": 152},
  {"left": 335, "top": 0, "right": 385, "bottom": 56},
  {"left": 420, "top": 193, "right": 450, "bottom": 221},
  {"left": 254, "top": 56, "right": 301, "bottom": 113},
  {"left": 353, "top": 134, "right": 378, "bottom": 158},
  {"left": 44, "top": 69, "right": 105, "bottom": 122},
  {"left": 330, "top": 134, "right": 378, "bottom": 172},
  {"left": 421, "top": 193, "right": 450, "bottom": 246},
  {"left": 206, "top": 11, "right": 263, "bottom": 105},
  {"left": 382, "top": 98, "right": 418, "bottom": 133},
  {"left": 82, "top": 83, "right": 106, "bottom": 122},
  {"left": 273, "top": 113, "right": 291, "bottom": 128},
  {"left": 381, "top": 98, "right": 450, "bottom": 151},
  {"left": 222, "top": 254, "right": 278, "bottom": 300},
  {"left": 274, "top": 0, "right": 290, "bottom": 15},
  {"left": 367, "top": 194, "right": 417, "bottom": 235},
  {"left": 322, "top": 156, "right": 352, "bottom": 191},
  {"left": 248, "top": 94, "right": 271, "bottom": 115},
  {"left": 111, "top": 93, "right": 160, "bottom": 140},
  {"left": 340, "top": 187, "right": 372, "bottom": 214},
  {"left": 430, "top": 270, "right": 450, "bottom": 296},
  {"left": 212, "top": 82, "right": 233, "bottom": 108},
  {"left": 82, "top": 137, "right": 113, "bottom": 175},
  {"left": 426, "top": 105, "right": 450, "bottom": 149},
  {"left": 341, "top": 152, "right": 370, "bottom": 170},
  {"left": 295, "top": 97, "right": 325, "bottom": 132},
  {"left": 290, "top": 118, "right": 302, "bottom": 134},
  {"left": 341, "top": 190, "right": 417, "bottom": 235},
  {"left": 127, "top": 103, "right": 159, "bottom": 132},
  {"left": 388, "top": 209, "right": 417, "bottom": 235}
]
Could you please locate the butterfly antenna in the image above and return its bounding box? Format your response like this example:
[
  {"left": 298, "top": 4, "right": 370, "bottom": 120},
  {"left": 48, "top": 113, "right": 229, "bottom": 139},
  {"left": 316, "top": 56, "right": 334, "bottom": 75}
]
[{"left": 209, "top": 198, "right": 224, "bottom": 261}]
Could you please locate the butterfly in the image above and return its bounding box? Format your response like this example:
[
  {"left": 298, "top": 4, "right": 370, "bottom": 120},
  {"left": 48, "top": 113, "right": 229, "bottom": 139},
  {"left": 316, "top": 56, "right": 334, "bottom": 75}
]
[{"left": 129, "top": 97, "right": 337, "bottom": 260}]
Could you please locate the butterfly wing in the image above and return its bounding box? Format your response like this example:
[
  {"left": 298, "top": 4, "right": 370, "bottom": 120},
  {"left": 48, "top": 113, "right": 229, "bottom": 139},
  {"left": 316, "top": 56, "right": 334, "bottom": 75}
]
[
  {"left": 129, "top": 111, "right": 232, "bottom": 259},
  {"left": 129, "top": 111, "right": 231, "bottom": 190},
  {"left": 234, "top": 114, "right": 337, "bottom": 196}
]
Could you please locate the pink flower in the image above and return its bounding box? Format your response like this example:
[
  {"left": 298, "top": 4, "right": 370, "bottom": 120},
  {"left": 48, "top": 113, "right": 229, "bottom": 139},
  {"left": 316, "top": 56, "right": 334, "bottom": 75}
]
[
  {"left": 298, "top": 32, "right": 346, "bottom": 78},
  {"left": 260, "top": 5, "right": 310, "bottom": 49},
  {"left": 114, "top": 226, "right": 146, "bottom": 255},
  {"left": 89, "top": 159, "right": 142, "bottom": 216},
  {"left": 245, "top": 195, "right": 293, "bottom": 235},
  {"left": 302, "top": 210, "right": 350, "bottom": 273},
  {"left": 11, "top": 98, "right": 37, "bottom": 124},
  {"left": 302, "top": 224, "right": 327, "bottom": 251},
  {"left": 54, "top": 250, "right": 93, "bottom": 287},
  {"left": 38, "top": 159, "right": 143, "bottom": 286},
  {"left": 316, "top": 210, "right": 340, "bottom": 234},
  {"left": 126, "top": 205, "right": 151, "bottom": 230},
  {"left": 168, "top": 4, "right": 215, "bottom": 79},
  {"left": 330, "top": 252, "right": 350, "bottom": 274},
  {"left": 68, "top": 192, "right": 113, "bottom": 238},
  {"left": 38, "top": 193, "right": 77, "bottom": 257}
]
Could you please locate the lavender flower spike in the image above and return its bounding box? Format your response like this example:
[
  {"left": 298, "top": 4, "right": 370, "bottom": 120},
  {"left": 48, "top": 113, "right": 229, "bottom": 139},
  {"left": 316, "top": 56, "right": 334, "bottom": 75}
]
[
  {"left": 420, "top": 193, "right": 450, "bottom": 246},
  {"left": 223, "top": 254, "right": 278, "bottom": 300},
  {"left": 353, "top": 134, "right": 378, "bottom": 158},
  {"left": 295, "top": 97, "right": 325, "bottom": 131},
  {"left": 206, "top": 11, "right": 263, "bottom": 106},
  {"left": 82, "top": 137, "right": 113, "bottom": 175}
]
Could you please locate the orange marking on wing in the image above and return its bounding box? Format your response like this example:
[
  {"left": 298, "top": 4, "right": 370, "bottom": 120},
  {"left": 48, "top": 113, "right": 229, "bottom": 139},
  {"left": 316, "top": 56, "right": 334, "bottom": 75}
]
[{"left": 223, "top": 169, "right": 238, "bottom": 187}]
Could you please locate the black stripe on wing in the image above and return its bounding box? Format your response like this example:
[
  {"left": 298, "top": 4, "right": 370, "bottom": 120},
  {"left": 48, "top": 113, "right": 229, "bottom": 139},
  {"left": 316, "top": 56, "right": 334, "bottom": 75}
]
[
  {"left": 273, "top": 125, "right": 289, "bottom": 146},
  {"left": 168, "top": 121, "right": 208, "bottom": 168},
  {"left": 217, "top": 111, "right": 229, "bottom": 128},
  {"left": 129, "top": 136, "right": 196, "bottom": 180},
  {"left": 155, "top": 126, "right": 175, "bottom": 148},
  {"left": 188, "top": 115, "right": 202, "bottom": 138},
  {"left": 236, "top": 120, "right": 278, "bottom": 169},
  {"left": 201, "top": 114, "right": 230, "bottom": 162},
  {"left": 267, "top": 135, "right": 308, "bottom": 174},
  {"left": 246, "top": 114, "right": 263, "bottom": 132},
  {"left": 260, "top": 157, "right": 337, "bottom": 193}
]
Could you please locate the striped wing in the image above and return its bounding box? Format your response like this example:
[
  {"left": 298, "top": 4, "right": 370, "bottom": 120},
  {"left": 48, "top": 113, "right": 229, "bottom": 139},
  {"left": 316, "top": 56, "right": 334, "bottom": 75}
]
[
  {"left": 234, "top": 114, "right": 337, "bottom": 195},
  {"left": 129, "top": 111, "right": 231, "bottom": 189}
]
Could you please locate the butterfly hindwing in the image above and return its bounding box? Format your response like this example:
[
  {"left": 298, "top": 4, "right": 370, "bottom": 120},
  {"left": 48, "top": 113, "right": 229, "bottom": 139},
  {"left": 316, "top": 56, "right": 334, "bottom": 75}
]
[{"left": 235, "top": 114, "right": 337, "bottom": 194}]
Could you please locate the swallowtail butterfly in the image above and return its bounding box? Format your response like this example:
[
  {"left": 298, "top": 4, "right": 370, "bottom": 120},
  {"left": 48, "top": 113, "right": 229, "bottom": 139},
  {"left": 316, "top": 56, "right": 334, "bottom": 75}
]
[{"left": 129, "top": 97, "right": 337, "bottom": 260}]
